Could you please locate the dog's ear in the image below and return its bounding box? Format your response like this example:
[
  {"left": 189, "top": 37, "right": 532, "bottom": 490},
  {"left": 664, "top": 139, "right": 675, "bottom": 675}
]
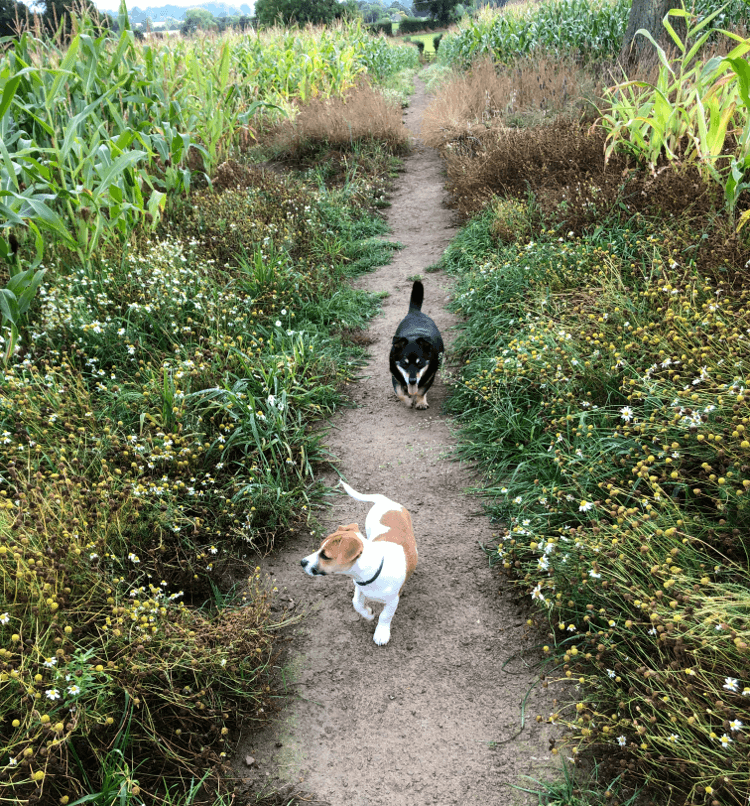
[
  {"left": 338, "top": 533, "right": 363, "bottom": 565},
  {"left": 337, "top": 522, "right": 359, "bottom": 533}
]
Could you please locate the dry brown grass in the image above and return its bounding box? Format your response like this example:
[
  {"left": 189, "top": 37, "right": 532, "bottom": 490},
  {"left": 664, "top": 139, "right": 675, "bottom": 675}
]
[
  {"left": 421, "top": 55, "right": 731, "bottom": 233},
  {"left": 421, "top": 55, "right": 602, "bottom": 148},
  {"left": 441, "top": 117, "right": 725, "bottom": 233},
  {"left": 269, "top": 79, "right": 408, "bottom": 158}
]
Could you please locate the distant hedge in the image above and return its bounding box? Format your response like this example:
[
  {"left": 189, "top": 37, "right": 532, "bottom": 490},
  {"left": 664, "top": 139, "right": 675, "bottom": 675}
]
[
  {"left": 398, "top": 16, "right": 442, "bottom": 33},
  {"left": 369, "top": 19, "right": 393, "bottom": 35}
]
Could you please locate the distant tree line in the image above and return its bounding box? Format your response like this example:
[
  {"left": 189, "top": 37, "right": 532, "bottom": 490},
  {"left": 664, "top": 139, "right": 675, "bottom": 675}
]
[
  {"left": 0, "top": 0, "right": 103, "bottom": 38},
  {"left": 0, "top": 0, "right": 477, "bottom": 40}
]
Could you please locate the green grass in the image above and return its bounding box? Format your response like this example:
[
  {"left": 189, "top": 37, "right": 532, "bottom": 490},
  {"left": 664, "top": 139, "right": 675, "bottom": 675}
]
[
  {"left": 397, "top": 31, "right": 442, "bottom": 54},
  {"left": 441, "top": 200, "right": 750, "bottom": 805},
  {"left": 0, "top": 140, "right": 397, "bottom": 805}
]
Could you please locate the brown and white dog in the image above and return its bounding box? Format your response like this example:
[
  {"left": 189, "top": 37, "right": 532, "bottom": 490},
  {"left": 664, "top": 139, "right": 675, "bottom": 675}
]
[{"left": 300, "top": 480, "right": 417, "bottom": 645}]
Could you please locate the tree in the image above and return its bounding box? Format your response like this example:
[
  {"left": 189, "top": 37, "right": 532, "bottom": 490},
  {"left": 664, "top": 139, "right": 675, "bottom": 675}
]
[
  {"left": 412, "top": 0, "right": 457, "bottom": 25},
  {"left": 619, "top": 0, "right": 686, "bottom": 70},
  {"left": 183, "top": 7, "right": 217, "bottom": 31},
  {"left": 254, "top": 0, "right": 354, "bottom": 26},
  {"left": 0, "top": 0, "right": 31, "bottom": 37},
  {"left": 40, "top": 0, "right": 100, "bottom": 36}
]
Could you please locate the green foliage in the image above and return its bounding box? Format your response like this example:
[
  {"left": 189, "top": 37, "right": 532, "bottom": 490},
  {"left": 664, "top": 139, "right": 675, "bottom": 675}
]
[
  {"left": 438, "top": 0, "right": 632, "bottom": 67},
  {"left": 0, "top": 142, "right": 396, "bottom": 803},
  {"left": 0, "top": 9, "right": 412, "bottom": 356},
  {"left": 181, "top": 6, "right": 217, "bottom": 33},
  {"left": 442, "top": 203, "right": 750, "bottom": 804},
  {"left": 397, "top": 14, "right": 443, "bottom": 33},
  {"left": 600, "top": 4, "right": 750, "bottom": 221},
  {"left": 254, "top": 0, "right": 355, "bottom": 27},
  {"left": 438, "top": 0, "right": 749, "bottom": 68},
  {"left": 370, "top": 19, "right": 393, "bottom": 35},
  {"left": 412, "top": 0, "right": 458, "bottom": 26}
]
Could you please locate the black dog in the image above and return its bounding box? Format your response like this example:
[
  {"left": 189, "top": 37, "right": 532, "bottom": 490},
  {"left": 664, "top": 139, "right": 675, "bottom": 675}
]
[{"left": 390, "top": 281, "right": 444, "bottom": 410}]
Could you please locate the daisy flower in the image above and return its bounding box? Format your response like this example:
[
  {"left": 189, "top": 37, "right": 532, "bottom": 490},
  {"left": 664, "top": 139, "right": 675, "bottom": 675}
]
[{"left": 723, "top": 677, "right": 739, "bottom": 693}]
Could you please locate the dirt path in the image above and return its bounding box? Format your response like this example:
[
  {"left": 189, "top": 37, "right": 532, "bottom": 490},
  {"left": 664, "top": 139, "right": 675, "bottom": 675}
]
[{"left": 235, "top": 78, "right": 559, "bottom": 806}]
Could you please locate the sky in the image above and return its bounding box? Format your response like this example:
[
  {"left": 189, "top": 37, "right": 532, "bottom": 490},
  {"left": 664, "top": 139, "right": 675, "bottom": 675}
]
[
  {"left": 92, "top": 0, "right": 210, "bottom": 11},
  {"left": 19, "top": 0, "right": 214, "bottom": 12}
]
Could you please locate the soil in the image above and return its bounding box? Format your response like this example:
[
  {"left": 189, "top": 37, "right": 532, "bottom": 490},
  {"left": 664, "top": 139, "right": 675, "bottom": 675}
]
[{"left": 234, "top": 77, "right": 562, "bottom": 806}]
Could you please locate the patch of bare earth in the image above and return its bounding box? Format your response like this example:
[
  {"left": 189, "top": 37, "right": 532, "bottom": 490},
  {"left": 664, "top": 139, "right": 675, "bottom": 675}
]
[{"left": 234, "top": 77, "right": 561, "bottom": 806}]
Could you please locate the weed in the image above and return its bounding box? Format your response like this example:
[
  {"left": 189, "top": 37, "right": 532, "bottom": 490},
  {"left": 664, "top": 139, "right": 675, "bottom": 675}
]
[{"left": 442, "top": 204, "right": 750, "bottom": 804}]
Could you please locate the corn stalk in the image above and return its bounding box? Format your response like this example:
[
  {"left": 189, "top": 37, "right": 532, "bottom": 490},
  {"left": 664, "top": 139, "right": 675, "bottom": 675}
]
[{"left": 599, "top": 2, "right": 750, "bottom": 219}]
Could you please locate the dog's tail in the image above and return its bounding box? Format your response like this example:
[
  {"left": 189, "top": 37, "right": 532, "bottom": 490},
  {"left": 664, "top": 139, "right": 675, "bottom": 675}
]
[
  {"left": 339, "top": 479, "right": 388, "bottom": 505},
  {"left": 408, "top": 280, "right": 424, "bottom": 313}
]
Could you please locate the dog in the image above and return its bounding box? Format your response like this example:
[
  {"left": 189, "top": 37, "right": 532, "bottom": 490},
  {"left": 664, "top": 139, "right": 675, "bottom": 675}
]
[
  {"left": 300, "top": 480, "right": 417, "bottom": 646},
  {"left": 390, "top": 280, "right": 443, "bottom": 410}
]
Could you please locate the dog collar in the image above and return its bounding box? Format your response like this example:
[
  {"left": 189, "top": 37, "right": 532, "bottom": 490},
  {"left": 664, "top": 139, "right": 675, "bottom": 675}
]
[{"left": 355, "top": 557, "right": 384, "bottom": 587}]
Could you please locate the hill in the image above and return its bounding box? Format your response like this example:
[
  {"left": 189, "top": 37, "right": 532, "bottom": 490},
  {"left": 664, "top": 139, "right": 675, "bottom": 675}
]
[{"left": 103, "top": 2, "right": 253, "bottom": 22}]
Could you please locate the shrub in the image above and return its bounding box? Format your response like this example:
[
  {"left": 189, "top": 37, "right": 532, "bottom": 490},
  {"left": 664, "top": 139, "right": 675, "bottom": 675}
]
[
  {"left": 398, "top": 15, "right": 441, "bottom": 34},
  {"left": 421, "top": 55, "right": 602, "bottom": 150},
  {"left": 370, "top": 19, "right": 393, "bottom": 35},
  {"left": 269, "top": 79, "right": 409, "bottom": 158}
]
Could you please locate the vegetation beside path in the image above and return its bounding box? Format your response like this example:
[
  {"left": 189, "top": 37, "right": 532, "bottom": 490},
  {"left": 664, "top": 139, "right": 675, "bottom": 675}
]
[
  {"left": 426, "top": 2, "right": 750, "bottom": 805},
  {"left": 0, "top": 12, "right": 414, "bottom": 803}
]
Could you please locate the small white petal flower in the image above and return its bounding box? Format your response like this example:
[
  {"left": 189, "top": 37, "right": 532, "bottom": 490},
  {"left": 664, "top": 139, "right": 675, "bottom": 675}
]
[
  {"left": 617, "top": 735, "right": 627, "bottom": 747},
  {"left": 723, "top": 677, "right": 739, "bottom": 693},
  {"left": 45, "top": 689, "right": 61, "bottom": 701}
]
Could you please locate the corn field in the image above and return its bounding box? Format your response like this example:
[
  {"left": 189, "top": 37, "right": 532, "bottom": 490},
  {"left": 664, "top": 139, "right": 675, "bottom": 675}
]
[
  {"left": 437, "top": 0, "right": 748, "bottom": 69},
  {"left": 0, "top": 4, "right": 416, "bottom": 355}
]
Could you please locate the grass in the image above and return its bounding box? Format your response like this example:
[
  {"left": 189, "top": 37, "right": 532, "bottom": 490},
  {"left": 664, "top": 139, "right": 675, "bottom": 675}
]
[
  {"left": 440, "top": 198, "right": 750, "bottom": 805},
  {"left": 513, "top": 759, "right": 641, "bottom": 805},
  {"left": 0, "top": 133, "right": 401, "bottom": 804}
]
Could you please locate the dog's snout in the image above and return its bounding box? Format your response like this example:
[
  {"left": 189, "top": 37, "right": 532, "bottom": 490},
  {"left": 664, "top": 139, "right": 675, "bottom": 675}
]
[{"left": 300, "top": 558, "right": 309, "bottom": 568}]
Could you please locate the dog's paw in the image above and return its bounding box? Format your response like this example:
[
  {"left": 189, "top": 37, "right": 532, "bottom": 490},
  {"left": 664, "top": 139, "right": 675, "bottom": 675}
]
[
  {"left": 353, "top": 602, "right": 375, "bottom": 621},
  {"left": 415, "top": 401, "right": 429, "bottom": 410},
  {"left": 373, "top": 625, "right": 391, "bottom": 645}
]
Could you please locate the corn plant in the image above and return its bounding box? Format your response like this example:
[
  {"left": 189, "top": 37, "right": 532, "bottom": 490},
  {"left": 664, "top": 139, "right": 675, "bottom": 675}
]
[
  {"left": 600, "top": 3, "right": 750, "bottom": 216},
  {"left": 438, "top": 0, "right": 631, "bottom": 68}
]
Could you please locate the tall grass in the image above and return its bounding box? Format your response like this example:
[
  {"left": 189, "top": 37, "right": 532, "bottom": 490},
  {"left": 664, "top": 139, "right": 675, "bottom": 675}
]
[
  {"left": 0, "top": 6, "right": 414, "bottom": 354},
  {"left": 441, "top": 201, "right": 750, "bottom": 804}
]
